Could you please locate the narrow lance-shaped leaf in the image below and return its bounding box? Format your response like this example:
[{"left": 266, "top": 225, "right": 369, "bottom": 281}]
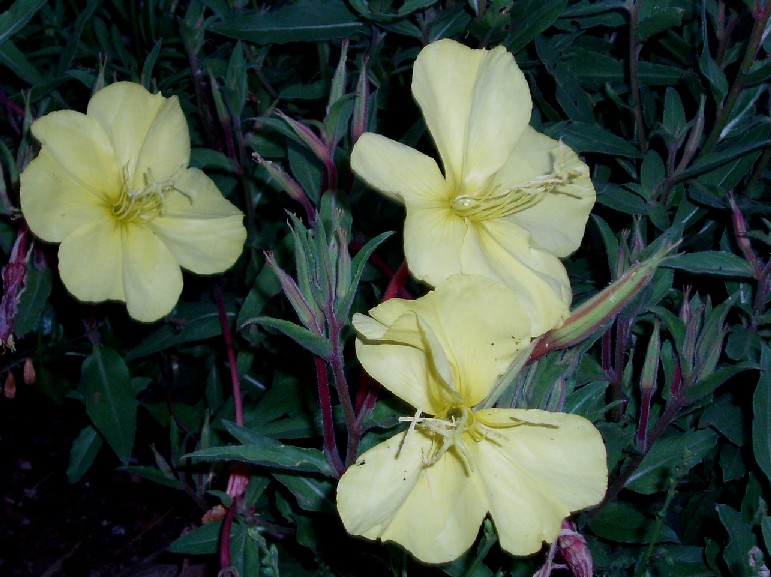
[
  {"left": 752, "top": 345, "right": 771, "bottom": 485},
  {"left": 335, "top": 231, "right": 393, "bottom": 321},
  {"left": 264, "top": 250, "right": 322, "bottom": 334},
  {"left": 243, "top": 316, "right": 332, "bottom": 359},
  {"left": 327, "top": 39, "right": 348, "bottom": 116}
]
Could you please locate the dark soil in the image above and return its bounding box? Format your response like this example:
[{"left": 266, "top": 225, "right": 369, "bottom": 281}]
[{"left": 0, "top": 384, "right": 211, "bottom": 577}]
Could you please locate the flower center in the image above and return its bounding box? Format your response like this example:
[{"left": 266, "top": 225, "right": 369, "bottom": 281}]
[
  {"left": 112, "top": 168, "right": 179, "bottom": 223},
  {"left": 399, "top": 404, "right": 502, "bottom": 473},
  {"left": 450, "top": 142, "right": 587, "bottom": 222}
]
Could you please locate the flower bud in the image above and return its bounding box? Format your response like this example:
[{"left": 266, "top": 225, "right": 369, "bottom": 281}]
[
  {"left": 531, "top": 246, "right": 671, "bottom": 360},
  {"left": 23, "top": 357, "right": 35, "bottom": 385},
  {"left": 3, "top": 372, "right": 16, "bottom": 399}
]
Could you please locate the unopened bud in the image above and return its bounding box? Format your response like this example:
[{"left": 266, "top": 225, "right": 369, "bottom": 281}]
[
  {"left": 558, "top": 519, "right": 593, "bottom": 577},
  {"left": 4, "top": 372, "right": 16, "bottom": 399},
  {"left": 352, "top": 56, "right": 370, "bottom": 144},
  {"left": 23, "top": 357, "right": 35, "bottom": 385},
  {"left": 531, "top": 247, "right": 671, "bottom": 360},
  {"left": 253, "top": 153, "right": 315, "bottom": 222}
]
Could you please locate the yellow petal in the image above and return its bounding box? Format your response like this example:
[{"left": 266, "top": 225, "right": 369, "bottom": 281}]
[
  {"left": 88, "top": 82, "right": 188, "bottom": 182},
  {"left": 416, "top": 275, "right": 532, "bottom": 406},
  {"left": 150, "top": 169, "right": 246, "bottom": 274},
  {"left": 356, "top": 276, "right": 532, "bottom": 408},
  {"left": 461, "top": 221, "right": 571, "bottom": 335},
  {"left": 20, "top": 149, "right": 113, "bottom": 243},
  {"left": 412, "top": 39, "right": 531, "bottom": 189},
  {"left": 121, "top": 225, "right": 183, "bottom": 322},
  {"left": 494, "top": 127, "right": 596, "bottom": 257},
  {"left": 350, "top": 133, "right": 448, "bottom": 206},
  {"left": 132, "top": 94, "right": 190, "bottom": 184},
  {"left": 28, "top": 110, "right": 121, "bottom": 203},
  {"left": 337, "top": 430, "right": 488, "bottom": 564},
  {"left": 58, "top": 218, "right": 125, "bottom": 303},
  {"left": 354, "top": 308, "right": 447, "bottom": 413},
  {"left": 403, "top": 204, "right": 466, "bottom": 285},
  {"left": 473, "top": 408, "right": 607, "bottom": 556}
]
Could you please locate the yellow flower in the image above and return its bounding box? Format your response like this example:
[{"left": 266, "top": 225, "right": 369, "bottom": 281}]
[
  {"left": 337, "top": 275, "right": 607, "bottom": 564},
  {"left": 350, "top": 39, "right": 596, "bottom": 335},
  {"left": 20, "top": 82, "right": 246, "bottom": 322}
]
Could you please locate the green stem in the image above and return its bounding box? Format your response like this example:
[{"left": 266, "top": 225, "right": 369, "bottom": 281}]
[{"left": 633, "top": 473, "right": 678, "bottom": 577}]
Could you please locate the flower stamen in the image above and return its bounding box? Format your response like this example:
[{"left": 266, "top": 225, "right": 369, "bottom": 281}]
[
  {"left": 452, "top": 142, "right": 587, "bottom": 222},
  {"left": 112, "top": 166, "right": 186, "bottom": 223}
]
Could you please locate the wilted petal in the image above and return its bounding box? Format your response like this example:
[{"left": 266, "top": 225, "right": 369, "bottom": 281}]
[
  {"left": 337, "top": 430, "right": 488, "bottom": 564},
  {"left": 29, "top": 110, "right": 120, "bottom": 203},
  {"left": 351, "top": 133, "right": 447, "bottom": 206},
  {"left": 412, "top": 39, "right": 531, "bottom": 188},
  {"left": 494, "top": 127, "right": 595, "bottom": 257},
  {"left": 121, "top": 225, "right": 183, "bottom": 322},
  {"left": 150, "top": 169, "right": 245, "bottom": 274},
  {"left": 473, "top": 408, "right": 607, "bottom": 557},
  {"left": 20, "top": 149, "right": 113, "bottom": 242}
]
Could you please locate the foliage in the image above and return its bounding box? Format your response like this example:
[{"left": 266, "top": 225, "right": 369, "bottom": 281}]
[{"left": 0, "top": 0, "right": 769, "bottom": 576}]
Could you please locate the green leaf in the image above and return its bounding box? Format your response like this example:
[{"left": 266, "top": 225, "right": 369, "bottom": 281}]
[
  {"left": 716, "top": 504, "right": 756, "bottom": 577},
  {"left": 588, "top": 502, "right": 680, "bottom": 543},
  {"left": 14, "top": 266, "right": 52, "bottom": 336},
  {"left": 0, "top": 39, "right": 43, "bottom": 85},
  {"left": 349, "top": 0, "right": 438, "bottom": 21},
  {"left": 753, "top": 345, "right": 771, "bottom": 485},
  {"left": 119, "top": 466, "right": 186, "bottom": 491},
  {"left": 244, "top": 316, "right": 331, "bottom": 359},
  {"left": 67, "top": 425, "right": 103, "bottom": 484},
  {"left": 505, "top": 0, "right": 568, "bottom": 54},
  {"left": 545, "top": 121, "right": 643, "bottom": 157},
  {"left": 273, "top": 472, "right": 336, "bottom": 512},
  {"left": 662, "top": 87, "right": 687, "bottom": 137},
  {"left": 0, "top": 0, "right": 47, "bottom": 47},
  {"left": 700, "top": 49, "right": 728, "bottom": 104},
  {"left": 662, "top": 251, "right": 755, "bottom": 278},
  {"left": 186, "top": 424, "right": 334, "bottom": 476},
  {"left": 683, "top": 363, "right": 755, "bottom": 403},
  {"left": 762, "top": 517, "right": 771, "bottom": 561},
  {"left": 125, "top": 301, "right": 234, "bottom": 361},
  {"left": 336, "top": 230, "right": 393, "bottom": 320},
  {"left": 626, "top": 429, "right": 717, "bottom": 494},
  {"left": 168, "top": 520, "right": 222, "bottom": 555},
  {"left": 210, "top": 0, "right": 365, "bottom": 44},
  {"left": 638, "top": 0, "right": 684, "bottom": 39},
  {"left": 79, "top": 346, "right": 137, "bottom": 464}
]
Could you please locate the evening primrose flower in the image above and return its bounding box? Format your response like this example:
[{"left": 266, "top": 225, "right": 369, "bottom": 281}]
[
  {"left": 20, "top": 82, "right": 246, "bottom": 322},
  {"left": 336, "top": 275, "right": 607, "bottom": 564},
  {"left": 350, "top": 39, "right": 596, "bottom": 335}
]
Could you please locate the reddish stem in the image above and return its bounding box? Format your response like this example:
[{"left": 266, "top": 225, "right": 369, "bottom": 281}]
[
  {"left": 315, "top": 355, "right": 345, "bottom": 477},
  {"left": 219, "top": 499, "right": 236, "bottom": 571},
  {"left": 214, "top": 285, "right": 243, "bottom": 426}
]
